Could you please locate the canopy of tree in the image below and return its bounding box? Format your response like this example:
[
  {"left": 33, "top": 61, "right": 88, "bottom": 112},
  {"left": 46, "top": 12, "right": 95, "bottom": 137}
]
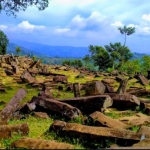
[
  {"left": 118, "top": 25, "right": 135, "bottom": 46},
  {"left": 0, "top": 0, "right": 49, "bottom": 16},
  {"left": 0, "top": 30, "right": 9, "bottom": 55}
]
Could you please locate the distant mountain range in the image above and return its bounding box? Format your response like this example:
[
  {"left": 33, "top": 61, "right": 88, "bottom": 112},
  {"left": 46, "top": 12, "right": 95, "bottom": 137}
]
[
  {"left": 7, "top": 41, "right": 149, "bottom": 59},
  {"left": 9, "top": 41, "right": 89, "bottom": 58}
]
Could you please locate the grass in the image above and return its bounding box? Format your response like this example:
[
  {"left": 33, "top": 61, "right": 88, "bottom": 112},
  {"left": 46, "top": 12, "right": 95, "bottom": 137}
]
[
  {"left": 1, "top": 64, "right": 150, "bottom": 149},
  {"left": 104, "top": 110, "right": 136, "bottom": 119},
  {"left": 1, "top": 115, "right": 85, "bottom": 149}
]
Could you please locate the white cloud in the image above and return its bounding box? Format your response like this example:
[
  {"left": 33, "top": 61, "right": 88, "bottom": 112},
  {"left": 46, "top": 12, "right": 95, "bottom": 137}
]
[
  {"left": 136, "top": 26, "right": 150, "bottom": 35},
  {"left": 0, "top": 25, "right": 7, "bottom": 30},
  {"left": 142, "top": 14, "right": 150, "bottom": 22},
  {"left": 54, "top": 28, "right": 70, "bottom": 34},
  {"left": 70, "top": 11, "right": 107, "bottom": 30},
  {"left": 17, "top": 21, "right": 45, "bottom": 33},
  {"left": 111, "top": 21, "right": 124, "bottom": 27}
]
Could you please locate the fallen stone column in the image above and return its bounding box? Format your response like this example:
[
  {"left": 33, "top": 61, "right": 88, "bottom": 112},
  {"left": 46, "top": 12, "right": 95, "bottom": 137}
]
[
  {"left": 60, "top": 95, "right": 113, "bottom": 114},
  {"left": 0, "top": 123, "right": 29, "bottom": 140},
  {"left": 89, "top": 111, "right": 128, "bottom": 129},
  {"left": 50, "top": 120, "right": 143, "bottom": 141},
  {"left": 10, "top": 138, "right": 75, "bottom": 149},
  {"left": 73, "top": 83, "right": 80, "bottom": 97},
  {"left": 105, "top": 93, "right": 140, "bottom": 110},
  {"left": 29, "top": 96, "right": 83, "bottom": 120},
  {"left": 0, "top": 88, "right": 27, "bottom": 124}
]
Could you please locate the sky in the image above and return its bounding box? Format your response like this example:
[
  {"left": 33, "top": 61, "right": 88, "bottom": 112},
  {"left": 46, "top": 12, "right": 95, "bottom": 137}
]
[{"left": 0, "top": 0, "right": 150, "bottom": 54}]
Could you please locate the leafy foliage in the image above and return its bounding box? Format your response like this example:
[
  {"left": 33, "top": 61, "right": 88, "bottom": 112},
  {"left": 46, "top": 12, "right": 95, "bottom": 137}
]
[
  {"left": 84, "top": 45, "right": 112, "bottom": 71},
  {"left": 118, "top": 59, "right": 140, "bottom": 75},
  {"left": 15, "top": 46, "right": 21, "bottom": 55},
  {"left": 62, "top": 59, "right": 83, "bottom": 67},
  {"left": 0, "top": 0, "right": 49, "bottom": 16},
  {"left": 0, "top": 30, "right": 9, "bottom": 55},
  {"left": 140, "top": 55, "right": 150, "bottom": 76}
]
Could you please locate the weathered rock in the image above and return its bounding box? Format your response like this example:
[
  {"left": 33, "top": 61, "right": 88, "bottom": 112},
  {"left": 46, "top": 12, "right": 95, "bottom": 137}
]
[
  {"left": 103, "top": 83, "right": 115, "bottom": 93},
  {"left": 73, "top": 83, "right": 80, "bottom": 97},
  {"left": 119, "top": 113, "right": 150, "bottom": 126},
  {"left": 21, "top": 70, "right": 35, "bottom": 83},
  {"left": 33, "top": 112, "right": 49, "bottom": 119},
  {"left": 117, "top": 78, "right": 128, "bottom": 94},
  {"left": 140, "top": 102, "right": 150, "bottom": 115},
  {"left": 75, "top": 73, "right": 85, "bottom": 78},
  {"left": 12, "top": 64, "right": 19, "bottom": 74},
  {"left": 0, "top": 87, "right": 6, "bottom": 92},
  {"left": 0, "top": 123, "right": 29, "bottom": 140},
  {"left": 126, "top": 87, "right": 150, "bottom": 96},
  {"left": 5, "top": 69, "right": 14, "bottom": 76},
  {"left": 53, "top": 75, "right": 68, "bottom": 83},
  {"left": 50, "top": 120, "right": 143, "bottom": 141},
  {"left": 135, "top": 74, "right": 149, "bottom": 85},
  {"left": 10, "top": 138, "right": 75, "bottom": 149},
  {"left": 66, "top": 84, "right": 73, "bottom": 91},
  {"left": 41, "top": 64, "right": 49, "bottom": 73},
  {"left": 29, "top": 96, "right": 83, "bottom": 120},
  {"left": 111, "top": 70, "right": 119, "bottom": 76},
  {"left": 102, "top": 78, "right": 116, "bottom": 85},
  {"left": 0, "top": 88, "right": 27, "bottom": 124},
  {"left": 38, "top": 85, "right": 53, "bottom": 98},
  {"left": 89, "top": 111, "right": 128, "bottom": 129},
  {"left": 131, "top": 139, "right": 150, "bottom": 147},
  {"left": 28, "top": 68, "right": 39, "bottom": 76},
  {"left": 137, "top": 125, "right": 150, "bottom": 138},
  {"left": 106, "top": 93, "right": 140, "bottom": 110},
  {"left": 60, "top": 95, "right": 113, "bottom": 114},
  {"left": 29, "top": 60, "right": 40, "bottom": 68},
  {"left": 85, "top": 81, "right": 106, "bottom": 96}
]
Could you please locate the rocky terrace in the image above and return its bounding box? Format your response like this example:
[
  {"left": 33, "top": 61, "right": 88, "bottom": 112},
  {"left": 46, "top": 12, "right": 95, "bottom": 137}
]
[{"left": 0, "top": 54, "right": 150, "bottom": 149}]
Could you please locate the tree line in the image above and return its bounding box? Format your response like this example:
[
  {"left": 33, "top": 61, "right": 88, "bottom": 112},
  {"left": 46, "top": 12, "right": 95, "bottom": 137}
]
[{"left": 62, "top": 26, "right": 150, "bottom": 76}]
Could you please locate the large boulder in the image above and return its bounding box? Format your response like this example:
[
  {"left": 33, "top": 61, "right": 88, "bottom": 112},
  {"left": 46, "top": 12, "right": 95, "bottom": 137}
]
[{"left": 85, "top": 81, "right": 106, "bottom": 96}]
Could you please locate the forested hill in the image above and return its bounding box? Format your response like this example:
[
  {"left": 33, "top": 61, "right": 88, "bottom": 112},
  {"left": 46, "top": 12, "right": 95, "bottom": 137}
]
[{"left": 7, "top": 42, "right": 149, "bottom": 59}]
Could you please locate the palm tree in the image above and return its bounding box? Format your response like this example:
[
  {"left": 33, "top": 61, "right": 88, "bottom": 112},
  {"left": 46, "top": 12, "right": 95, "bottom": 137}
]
[{"left": 118, "top": 25, "right": 135, "bottom": 46}]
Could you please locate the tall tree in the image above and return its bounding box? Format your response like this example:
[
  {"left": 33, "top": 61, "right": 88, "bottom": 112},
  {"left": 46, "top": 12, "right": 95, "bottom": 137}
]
[
  {"left": 0, "top": 30, "right": 9, "bottom": 55},
  {"left": 16, "top": 46, "right": 21, "bottom": 55},
  {"left": 118, "top": 25, "right": 135, "bottom": 46},
  {"left": 0, "top": 0, "right": 49, "bottom": 16}
]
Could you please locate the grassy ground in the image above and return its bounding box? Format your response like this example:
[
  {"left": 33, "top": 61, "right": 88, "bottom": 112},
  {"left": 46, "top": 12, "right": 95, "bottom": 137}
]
[{"left": 0, "top": 66, "right": 150, "bottom": 149}]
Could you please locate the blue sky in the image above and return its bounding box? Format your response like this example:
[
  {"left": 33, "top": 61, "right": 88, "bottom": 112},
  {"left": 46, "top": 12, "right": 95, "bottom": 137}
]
[{"left": 0, "top": 0, "right": 150, "bottom": 53}]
